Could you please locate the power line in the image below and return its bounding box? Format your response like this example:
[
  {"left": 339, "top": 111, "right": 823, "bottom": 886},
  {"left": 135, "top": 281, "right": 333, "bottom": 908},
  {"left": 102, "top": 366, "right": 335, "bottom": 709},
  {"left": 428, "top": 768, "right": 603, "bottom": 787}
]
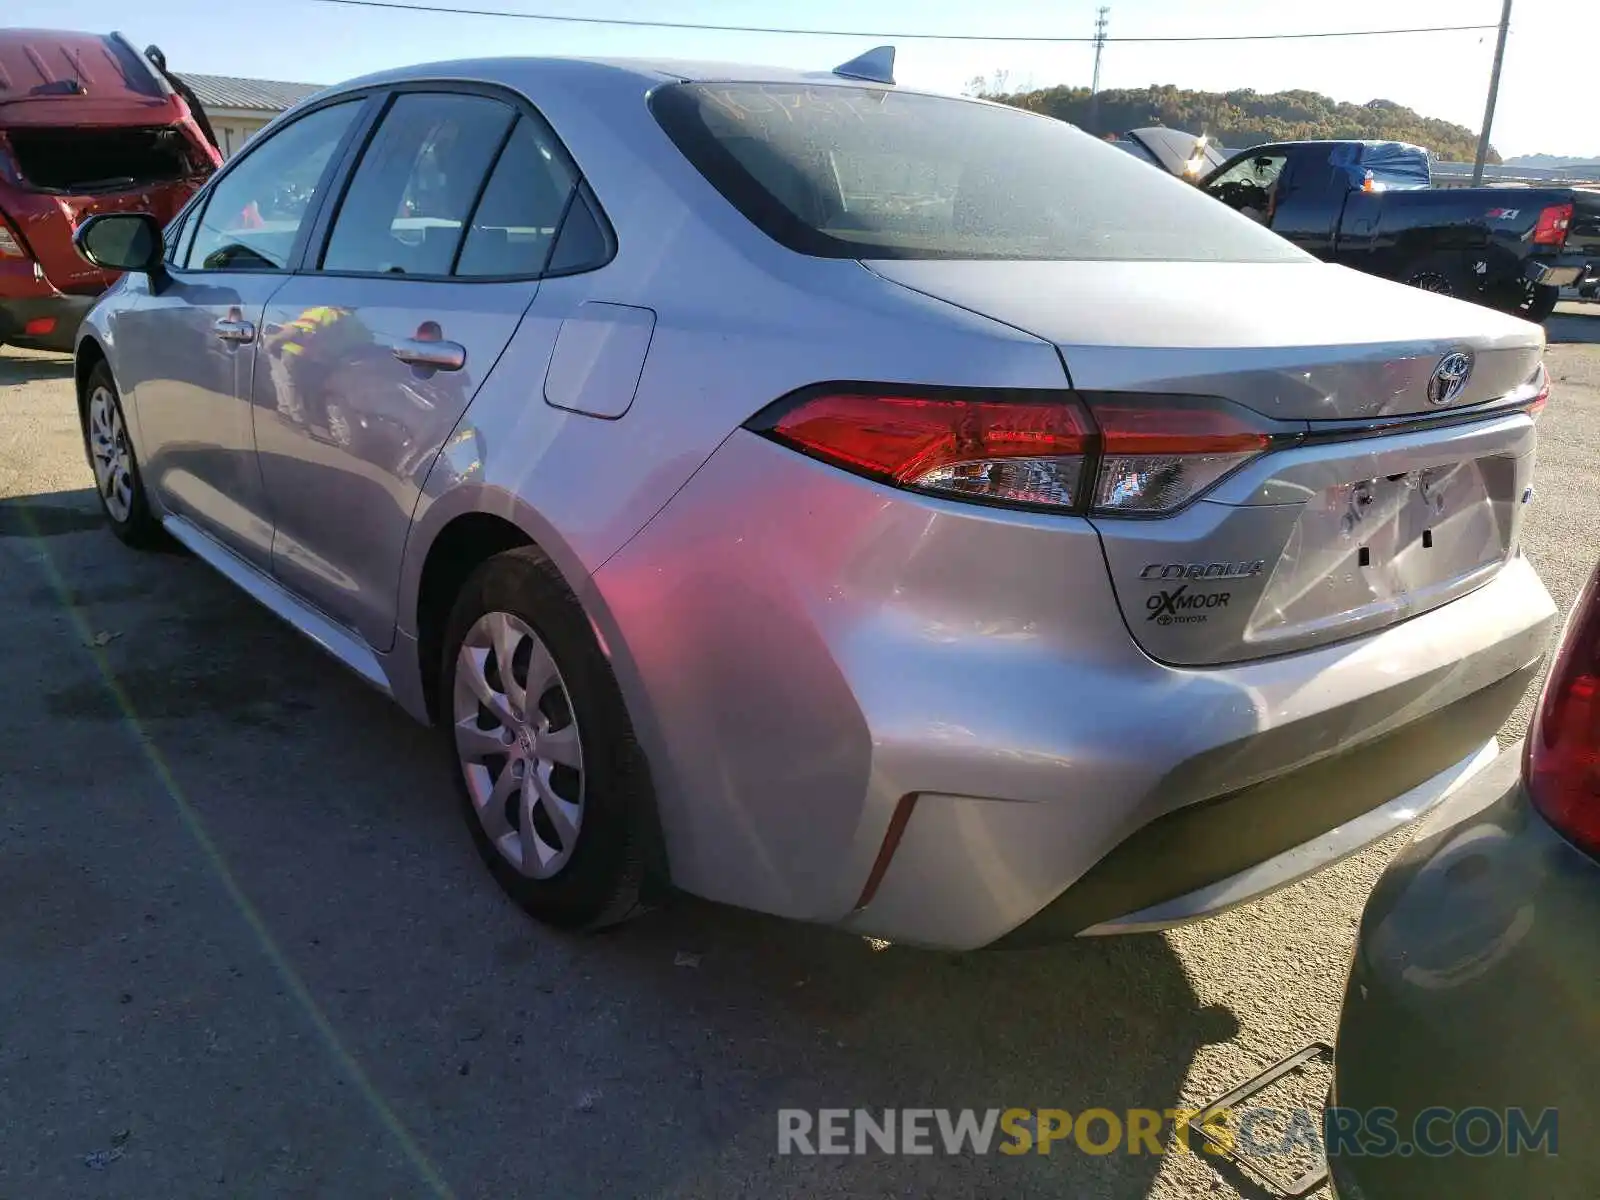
[{"left": 308, "top": 0, "right": 1499, "bottom": 45}]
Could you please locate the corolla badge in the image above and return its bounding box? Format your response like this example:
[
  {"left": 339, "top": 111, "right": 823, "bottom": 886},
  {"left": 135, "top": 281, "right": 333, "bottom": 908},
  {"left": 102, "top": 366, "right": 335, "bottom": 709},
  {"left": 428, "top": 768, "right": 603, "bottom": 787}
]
[{"left": 1427, "top": 350, "right": 1474, "bottom": 406}]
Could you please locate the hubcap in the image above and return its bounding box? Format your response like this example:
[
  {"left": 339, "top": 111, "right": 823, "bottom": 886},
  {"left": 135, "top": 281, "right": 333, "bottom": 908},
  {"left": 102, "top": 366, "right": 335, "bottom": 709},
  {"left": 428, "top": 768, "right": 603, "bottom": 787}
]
[
  {"left": 87, "top": 386, "right": 135, "bottom": 523},
  {"left": 1411, "top": 272, "right": 1454, "bottom": 296},
  {"left": 452, "top": 611, "right": 585, "bottom": 879}
]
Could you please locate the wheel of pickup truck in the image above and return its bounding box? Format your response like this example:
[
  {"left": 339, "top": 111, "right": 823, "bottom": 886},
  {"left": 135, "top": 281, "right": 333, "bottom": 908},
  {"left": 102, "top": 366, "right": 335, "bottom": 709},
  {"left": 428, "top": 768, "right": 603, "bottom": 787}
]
[
  {"left": 1485, "top": 279, "right": 1561, "bottom": 322},
  {"left": 1401, "top": 254, "right": 1476, "bottom": 301},
  {"left": 1517, "top": 284, "right": 1561, "bottom": 322}
]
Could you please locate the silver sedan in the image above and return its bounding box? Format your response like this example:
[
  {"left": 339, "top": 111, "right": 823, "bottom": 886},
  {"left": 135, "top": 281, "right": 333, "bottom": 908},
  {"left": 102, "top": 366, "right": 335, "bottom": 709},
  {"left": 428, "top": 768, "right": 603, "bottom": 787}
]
[{"left": 70, "top": 51, "right": 1555, "bottom": 948}]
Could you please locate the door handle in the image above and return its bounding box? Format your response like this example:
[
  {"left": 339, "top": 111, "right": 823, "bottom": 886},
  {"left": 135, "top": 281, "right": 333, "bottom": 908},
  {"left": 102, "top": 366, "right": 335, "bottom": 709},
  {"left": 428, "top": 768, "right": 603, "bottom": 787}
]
[
  {"left": 213, "top": 315, "right": 255, "bottom": 344},
  {"left": 393, "top": 337, "right": 466, "bottom": 371}
]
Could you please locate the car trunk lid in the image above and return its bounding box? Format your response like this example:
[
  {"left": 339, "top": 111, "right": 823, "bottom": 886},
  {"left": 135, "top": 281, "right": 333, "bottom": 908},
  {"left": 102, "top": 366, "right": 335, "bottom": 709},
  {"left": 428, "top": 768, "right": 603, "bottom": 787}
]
[
  {"left": 867, "top": 257, "right": 1545, "bottom": 664},
  {"left": 0, "top": 32, "right": 214, "bottom": 293},
  {"left": 0, "top": 29, "right": 179, "bottom": 126},
  {"left": 866, "top": 258, "right": 1544, "bottom": 420}
]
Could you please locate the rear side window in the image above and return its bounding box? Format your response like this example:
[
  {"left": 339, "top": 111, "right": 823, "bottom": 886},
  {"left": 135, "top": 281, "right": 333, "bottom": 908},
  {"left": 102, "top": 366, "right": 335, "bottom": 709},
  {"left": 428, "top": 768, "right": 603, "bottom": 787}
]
[
  {"left": 454, "top": 115, "right": 578, "bottom": 278},
  {"left": 651, "top": 83, "right": 1310, "bottom": 263},
  {"left": 322, "top": 92, "right": 515, "bottom": 276}
]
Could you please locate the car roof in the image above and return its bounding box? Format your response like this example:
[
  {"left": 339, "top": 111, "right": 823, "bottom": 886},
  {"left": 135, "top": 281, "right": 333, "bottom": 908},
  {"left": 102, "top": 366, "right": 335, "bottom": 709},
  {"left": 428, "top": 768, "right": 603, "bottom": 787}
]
[{"left": 318, "top": 54, "right": 903, "bottom": 102}]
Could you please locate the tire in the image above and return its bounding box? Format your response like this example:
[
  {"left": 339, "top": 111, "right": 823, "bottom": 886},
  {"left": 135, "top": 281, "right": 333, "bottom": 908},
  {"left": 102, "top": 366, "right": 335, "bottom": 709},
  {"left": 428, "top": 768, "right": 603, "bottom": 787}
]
[
  {"left": 1487, "top": 280, "right": 1561, "bottom": 323},
  {"left": 1520, "top": 284, "right": 1561, "bottom": 323},
  {"left": 439, "top": 546, "right": 655, "bottom": 930},
  {"left": 1400, "top": 253, "right": 1477, "bottom": 301},
  {"left": 81, "top": 361, "right": 162, "bottom": 548}
]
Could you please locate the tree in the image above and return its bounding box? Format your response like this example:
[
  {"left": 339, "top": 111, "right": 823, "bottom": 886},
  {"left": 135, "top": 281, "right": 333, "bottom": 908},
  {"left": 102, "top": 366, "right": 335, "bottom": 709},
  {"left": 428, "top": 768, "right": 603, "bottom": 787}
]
[{"left": 976, "top": 82, "right": 1498, "bottom": 163}]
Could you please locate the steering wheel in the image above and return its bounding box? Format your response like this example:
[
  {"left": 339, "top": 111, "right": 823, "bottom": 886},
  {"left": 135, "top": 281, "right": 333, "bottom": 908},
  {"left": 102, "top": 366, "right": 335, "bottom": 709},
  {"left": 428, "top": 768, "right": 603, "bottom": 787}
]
[{"left": 1213, "top": 181, "right": 1266, "bottom": 212}]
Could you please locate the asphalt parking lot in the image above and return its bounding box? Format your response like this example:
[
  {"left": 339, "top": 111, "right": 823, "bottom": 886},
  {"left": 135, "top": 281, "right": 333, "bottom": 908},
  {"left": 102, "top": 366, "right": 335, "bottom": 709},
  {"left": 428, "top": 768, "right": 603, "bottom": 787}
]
[{"left": 2, "top": 303, "right": 1598, "bottom": 1200}]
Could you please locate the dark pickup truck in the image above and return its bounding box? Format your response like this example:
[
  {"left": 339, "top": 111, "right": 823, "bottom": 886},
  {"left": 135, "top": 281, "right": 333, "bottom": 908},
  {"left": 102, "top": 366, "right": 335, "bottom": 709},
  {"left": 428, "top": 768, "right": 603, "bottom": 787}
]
[{"left": 1201, "top": 139, "right": 1600, "bottom": 321}]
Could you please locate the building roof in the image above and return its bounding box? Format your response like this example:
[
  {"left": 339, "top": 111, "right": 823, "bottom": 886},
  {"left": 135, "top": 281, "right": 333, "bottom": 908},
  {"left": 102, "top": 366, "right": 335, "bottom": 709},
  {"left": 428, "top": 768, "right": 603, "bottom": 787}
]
[{"left": 180, "top": 72, "right": 323, "bottom": 113}]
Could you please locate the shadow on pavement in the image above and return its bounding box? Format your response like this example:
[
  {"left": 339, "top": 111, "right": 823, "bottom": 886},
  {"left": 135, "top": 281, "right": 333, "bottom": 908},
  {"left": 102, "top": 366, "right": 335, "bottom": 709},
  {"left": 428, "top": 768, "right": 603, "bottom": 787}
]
[
  {"left": 1547, "top": 302, "right": 1600, "bottom": 346},
  {"left": 0, "top": 485, "right": 1244, "bottom": 1199},
  {"left": 0, "top": 348, "right": 75, "bottom": 384}
]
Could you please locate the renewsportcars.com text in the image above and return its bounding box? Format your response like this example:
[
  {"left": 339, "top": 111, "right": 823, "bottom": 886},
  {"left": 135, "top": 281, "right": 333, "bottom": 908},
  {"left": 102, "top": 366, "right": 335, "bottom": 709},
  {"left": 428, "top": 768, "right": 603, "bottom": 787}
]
[{"left": 777, "top": 1106, "right": 1557, "bottom": 1158}]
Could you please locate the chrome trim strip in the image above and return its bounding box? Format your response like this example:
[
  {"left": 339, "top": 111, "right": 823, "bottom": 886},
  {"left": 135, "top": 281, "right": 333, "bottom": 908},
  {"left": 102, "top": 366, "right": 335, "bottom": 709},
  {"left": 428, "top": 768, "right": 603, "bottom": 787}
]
[
  {"left": 163, "top": 514, "right": 392, "bottom": 698},
  {"left": 1078, "top": 737, "right": 1501, "bottom": 935}
]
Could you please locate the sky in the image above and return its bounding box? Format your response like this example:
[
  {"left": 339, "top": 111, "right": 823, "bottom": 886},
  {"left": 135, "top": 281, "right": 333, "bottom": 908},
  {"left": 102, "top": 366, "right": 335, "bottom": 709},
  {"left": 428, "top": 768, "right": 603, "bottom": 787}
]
[{"left": 9, "top": 0, "right": 1595, "bottom": 159}]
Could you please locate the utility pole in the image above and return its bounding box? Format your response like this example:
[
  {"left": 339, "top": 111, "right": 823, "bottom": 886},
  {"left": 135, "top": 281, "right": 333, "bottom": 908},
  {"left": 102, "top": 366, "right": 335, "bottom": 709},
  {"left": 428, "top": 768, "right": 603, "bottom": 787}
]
[
  {"left": 1089, "top": 6, "right": 1109, "bottom": 134},
  {"left": 1471, "top": 0, "right": 1512, "bottom": 185}
]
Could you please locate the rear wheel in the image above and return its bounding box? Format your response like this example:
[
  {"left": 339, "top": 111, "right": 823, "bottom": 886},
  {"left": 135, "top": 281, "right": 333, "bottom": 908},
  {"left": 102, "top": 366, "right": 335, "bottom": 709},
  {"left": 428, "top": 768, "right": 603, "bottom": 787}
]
[
  {"left": 1516, "top": 283, "right": 1561, "bottom": 322},
  {"left": 1400, "top": 254, "right": 1477, "bottom": 302},
  {"left": 440, "top": 546, "right": 655, "bottom": 930},
  {"left": 82, "top": 362, "right": 161, "bottom": 547}
]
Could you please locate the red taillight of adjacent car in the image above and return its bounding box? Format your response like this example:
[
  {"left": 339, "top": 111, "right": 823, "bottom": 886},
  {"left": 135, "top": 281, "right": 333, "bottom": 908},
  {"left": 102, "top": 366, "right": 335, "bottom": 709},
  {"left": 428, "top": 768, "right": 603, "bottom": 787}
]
[
  {"left": 1525, "top": 566, "right": 1600, "bottom": 858},
  {"left": 1532, "top": 203, "right": 1573, "bottom": 247},
  {"left": 754, "top": 388, "right": 1276, "bottom": 515}
]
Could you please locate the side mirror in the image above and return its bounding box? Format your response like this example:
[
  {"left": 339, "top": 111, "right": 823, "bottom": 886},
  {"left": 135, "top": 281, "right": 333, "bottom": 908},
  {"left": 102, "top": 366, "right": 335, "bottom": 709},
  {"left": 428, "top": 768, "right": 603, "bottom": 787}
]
[{"left": 74, "top": 213, "right": 165, "bottom": 275}]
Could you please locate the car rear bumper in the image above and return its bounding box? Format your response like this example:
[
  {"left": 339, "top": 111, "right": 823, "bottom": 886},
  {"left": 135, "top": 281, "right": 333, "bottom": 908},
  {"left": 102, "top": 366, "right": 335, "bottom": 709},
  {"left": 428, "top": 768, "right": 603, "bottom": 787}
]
[
  {"left": 1329, "top": 743, "right": 1600, "bottom": 1196},
  {"left": 1069, "top": 735, "right": 1506, "bottom": 937},
  {"left": 596, "top": 432, "right": 1555, "bottom": 949},
  {"left": 0, "top": 293, "right": 95, "bottom": 352}
]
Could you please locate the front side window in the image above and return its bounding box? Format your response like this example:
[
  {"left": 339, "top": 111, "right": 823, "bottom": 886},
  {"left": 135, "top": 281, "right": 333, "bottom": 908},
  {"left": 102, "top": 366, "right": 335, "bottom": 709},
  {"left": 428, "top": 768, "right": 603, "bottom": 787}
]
[
  {"left": 185, "top": 101, "right": 361, "bottom": 271},
  {"left": 650, "top": 83, "right": 1310, "bottom": 262},
  {"left": 1206, "top": 153, "right": 1289, "bottom": 222},
  {"left": 322, "top": 92, "right": 516, "bottom": 276}
]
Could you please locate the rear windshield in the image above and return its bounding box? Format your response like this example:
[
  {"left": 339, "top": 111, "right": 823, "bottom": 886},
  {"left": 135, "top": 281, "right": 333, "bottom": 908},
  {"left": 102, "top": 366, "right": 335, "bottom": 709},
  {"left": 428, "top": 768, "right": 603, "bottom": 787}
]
[
  {"left": 650, "top": 82, "right": 1310, "bottom": 262},
  {"left": 7, "top": 126, "right": 200, "bottom": 194}
]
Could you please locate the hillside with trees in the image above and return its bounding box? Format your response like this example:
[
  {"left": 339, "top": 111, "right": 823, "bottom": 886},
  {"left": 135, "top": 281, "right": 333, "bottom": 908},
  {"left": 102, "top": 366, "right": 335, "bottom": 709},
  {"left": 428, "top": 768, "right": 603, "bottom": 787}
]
[{"left": 971, "top": 80, "right": 1496, "bottom": 163}]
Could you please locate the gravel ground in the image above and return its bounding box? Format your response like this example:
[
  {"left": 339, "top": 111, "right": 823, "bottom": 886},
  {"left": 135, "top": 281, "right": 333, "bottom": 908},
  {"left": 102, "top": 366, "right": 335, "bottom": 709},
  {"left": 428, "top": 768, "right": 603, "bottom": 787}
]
[{"left": 2, "top": 304, "right": 1597, "bottom": 1199}]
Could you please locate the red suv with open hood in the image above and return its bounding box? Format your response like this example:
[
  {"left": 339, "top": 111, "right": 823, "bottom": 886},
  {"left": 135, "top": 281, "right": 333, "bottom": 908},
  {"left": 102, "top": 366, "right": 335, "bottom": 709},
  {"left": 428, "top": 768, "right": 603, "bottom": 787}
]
[{"left": 0, "top": 29, "right": 219, "bottom": 352}]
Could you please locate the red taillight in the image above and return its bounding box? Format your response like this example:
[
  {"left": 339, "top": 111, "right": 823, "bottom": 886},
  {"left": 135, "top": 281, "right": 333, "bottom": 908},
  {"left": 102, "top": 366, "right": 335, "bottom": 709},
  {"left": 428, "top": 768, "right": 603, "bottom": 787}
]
[
  {"left": 1088, "top": 400, "right": 1273, "bottom": 514},
  {"left": 755, "top": 389, "right": 1275, "bottom": 514},
  {"left": 1525, "top": 566, "right": 1600, "bottom": 858},
  {"left": 1533, "top": 203, "right": 1573, "bottom": 247},
  {"left": 23, "top": 316, "right": 55, "bottom": 337},
  {"left": 766, "top": 391, "right": 1094, "bottom": 509},
  {"left": 1528, "top": 362, "right": 1551, "bottom": 419}
]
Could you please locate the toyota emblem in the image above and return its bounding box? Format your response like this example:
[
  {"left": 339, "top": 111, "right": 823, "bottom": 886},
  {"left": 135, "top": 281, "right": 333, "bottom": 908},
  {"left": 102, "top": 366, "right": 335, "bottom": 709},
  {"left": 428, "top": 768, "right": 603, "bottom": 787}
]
[{"left": 1427, "top": 350, "right": 1474, "bottom": 406}]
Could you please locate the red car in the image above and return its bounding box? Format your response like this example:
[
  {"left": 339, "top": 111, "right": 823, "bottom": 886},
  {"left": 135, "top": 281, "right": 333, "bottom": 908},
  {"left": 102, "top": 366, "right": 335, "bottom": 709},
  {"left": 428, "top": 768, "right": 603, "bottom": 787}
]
[{"left": 0, "top": 29, "right": 219, "bottom": 353}]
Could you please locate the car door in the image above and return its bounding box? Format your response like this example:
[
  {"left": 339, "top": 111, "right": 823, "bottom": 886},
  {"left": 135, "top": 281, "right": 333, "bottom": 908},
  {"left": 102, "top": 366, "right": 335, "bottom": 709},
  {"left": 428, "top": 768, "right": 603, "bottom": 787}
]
[
  {"left": 1259, "top": 147, "right": 1344, "bottom": 258},
  {"left": 253, "top": 87, "right": 582, "bottom": 649},
  {"left": 116, "top": 98, "right": 368, "bottom": 566}
]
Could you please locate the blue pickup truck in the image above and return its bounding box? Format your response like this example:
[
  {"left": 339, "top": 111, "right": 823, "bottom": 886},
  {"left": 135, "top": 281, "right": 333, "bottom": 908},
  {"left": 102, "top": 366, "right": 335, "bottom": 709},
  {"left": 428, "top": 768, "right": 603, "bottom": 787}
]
[{"left": 1200, "top": 139, "right": 1600, "bottom": 321}]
